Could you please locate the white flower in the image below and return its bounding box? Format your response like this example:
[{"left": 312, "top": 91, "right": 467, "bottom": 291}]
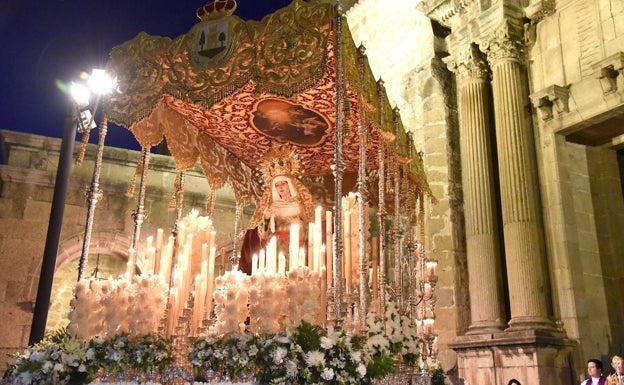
[
  {"left": 285, "top": 359, "right": 298, "bottom": 378},
  {"left": 357, "top": 363, "right": 367, "bottom": 377},
  {"left": 320, "top": 336, "right": 334, "bottom": 349},
  {"left": 272, "top": 346, "right": 288, "bottom": 364},
  {"left": 321, "top": 367, "right": 335, "bottom": 380},
  {"left": 304, "top": 350, "right": 325, "bottom": 367}
]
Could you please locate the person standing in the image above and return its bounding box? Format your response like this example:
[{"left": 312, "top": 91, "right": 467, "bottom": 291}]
[
  {"left": 582, "top": 359, "right": 606, "bottom": 385},
  {"left": 608, "top": 355, "right": 624, "bottom": 385}
]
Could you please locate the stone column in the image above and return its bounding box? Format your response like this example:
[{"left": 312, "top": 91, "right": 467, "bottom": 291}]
[
  {"left": 447, "top": 45, "right": 506, "bottom": 334},
  {"left": 481, "top": 36, "right": 552, "bottom": 329}
]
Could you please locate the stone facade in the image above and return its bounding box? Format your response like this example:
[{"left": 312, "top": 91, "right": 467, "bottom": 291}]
[{"left": 348, "top": 0, "right": 624, "bottom": 384}]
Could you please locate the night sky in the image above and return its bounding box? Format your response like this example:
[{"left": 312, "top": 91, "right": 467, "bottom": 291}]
[{"left": 0, "top": 0, "right": 293, "bottom": 150}]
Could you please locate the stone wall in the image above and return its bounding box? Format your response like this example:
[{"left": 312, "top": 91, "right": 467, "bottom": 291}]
[{"left": 0, "top": 130, "right": 242, "bottom": 375}]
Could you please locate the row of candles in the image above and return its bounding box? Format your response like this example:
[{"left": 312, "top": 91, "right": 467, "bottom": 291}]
[{"left": 125, "top": 192, "right": 388, "bottom": 336}]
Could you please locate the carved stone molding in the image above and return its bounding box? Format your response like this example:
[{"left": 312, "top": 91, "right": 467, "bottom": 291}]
[
  {"left": 524, "top": 0, "right": 555, "bottom": 24},
  {"left": 417, "top": 0, "right": 476, "bottom": 29},
  {"left": 593, "top": 52, "right": 624, "bottom": 95},
  {"left": 529, "top": 85, "right": 570, "bottom": 121}
]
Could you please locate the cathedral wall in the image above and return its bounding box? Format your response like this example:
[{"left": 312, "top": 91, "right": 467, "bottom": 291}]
[{"left": 528, "top": 0, "right": 624, "bottom": 366}]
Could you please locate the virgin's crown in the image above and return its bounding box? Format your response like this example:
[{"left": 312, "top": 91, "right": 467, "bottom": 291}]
[{"left": 258, "top": 145, "right": 301, "bottom": 183}]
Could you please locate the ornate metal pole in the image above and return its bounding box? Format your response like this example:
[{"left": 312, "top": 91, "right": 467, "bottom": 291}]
[
  {"left": 130, "top": 147, "right": 151, "bottom": 250},
  {"left": 332, "top": 1, "right": 344, "bottom": 326},
  {"left": 357, "top": 44, "right": 369, "bottom": 329},
  {"left": 230, "top": 204, "right": 242, "bottom": 269},
  {"left": 377, "top": 79, "right": 387, "bottom": 318},
  {"left": 392, "top": 107, "right": 403, "bottom": 311},
  {"left": 77, "top": 113, "right": 108, "bottom": 281}
]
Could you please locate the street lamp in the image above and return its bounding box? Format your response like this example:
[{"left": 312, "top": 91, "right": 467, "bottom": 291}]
[{"left": 28, "top": 69, "right": 114, "bottom": 345}]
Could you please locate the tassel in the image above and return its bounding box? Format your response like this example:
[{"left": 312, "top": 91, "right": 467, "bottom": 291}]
[
  {"left": 74, "top": 126, "right": 92, "bottom": 167},
  {"left": 168, "top": 173, "right": 181, "bottom": 211},
  {"left": 125, "top": 152, "right": 144, "bottom": 198}
]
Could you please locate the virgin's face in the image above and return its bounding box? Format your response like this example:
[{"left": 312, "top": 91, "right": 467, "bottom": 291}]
[{"left": 275, "top": 180, "right": 291, "bottom": 199}]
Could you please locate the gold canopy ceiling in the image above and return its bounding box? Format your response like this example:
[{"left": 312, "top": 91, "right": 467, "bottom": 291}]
[{"left": 105, "top": 0, "right": 431, "bottom": 208}]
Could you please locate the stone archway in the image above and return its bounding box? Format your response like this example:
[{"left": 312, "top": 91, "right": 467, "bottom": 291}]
[{"left": 37, "top": 231, "right": 134, "bottom": 333}]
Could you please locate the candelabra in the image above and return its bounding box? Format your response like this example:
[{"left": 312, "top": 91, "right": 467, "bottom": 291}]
[{"left": 410, "top": 240, "right": 437, "bottom": 374}]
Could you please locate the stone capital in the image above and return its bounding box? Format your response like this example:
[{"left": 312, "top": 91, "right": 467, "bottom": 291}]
[
  {"left": 444, "top": 45, "right": 489, "bottom": 82},
  {"left": 479, "top": 32, "right": 524, "bottom": 65}
]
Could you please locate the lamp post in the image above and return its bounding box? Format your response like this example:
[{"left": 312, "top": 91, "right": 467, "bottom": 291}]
[
  {"left": 28, "top": 70, "right": 114, "bottom": 344},
  {"left": 28, "top": 105, "right": 79, "bottom": 345}
]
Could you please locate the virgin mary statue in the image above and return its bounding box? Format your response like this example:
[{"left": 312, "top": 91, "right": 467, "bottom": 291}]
[{"left": 238, "top": 146, "right": 316, "bottom": 274}]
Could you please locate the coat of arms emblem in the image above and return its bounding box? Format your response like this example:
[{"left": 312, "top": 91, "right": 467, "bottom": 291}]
[{"left": 189, "top": 0, "right": 239, "bottom": 65}]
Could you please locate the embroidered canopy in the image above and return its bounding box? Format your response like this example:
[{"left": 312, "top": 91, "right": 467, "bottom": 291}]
[{"left": 105, "top": 0, "right": 431, "bottom": 209}]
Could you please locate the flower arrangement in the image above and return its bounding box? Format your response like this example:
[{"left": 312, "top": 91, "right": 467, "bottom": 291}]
[
  {"left": 5, "top": 331, "right": 172, "bottom": 385},
  {"left": 5, "top": 328, "right": 93, "bottom": 385},
  {"left": 189, "top": 320, "right": 404, "bottom": 385},
  {"left": 68, "top": 274, "right": 168, "bottom": 340}
]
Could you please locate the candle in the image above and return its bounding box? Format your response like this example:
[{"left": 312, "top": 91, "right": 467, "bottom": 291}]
[
  {"left": 315, "top": 206, "right": 322, "bottom": 226},
  {"left": 177, "top": 223, "right": 186, "bottom": 252},
  {"left": 307, "top": 223, "right": 314, "bottom": 268},
  {"left": 325, "top": 210, "right": 333, "bottom": 287},
  {"left": 312, "top": 222, "right": 321, "bottom": 273},
  {"left": 154, "top": 228, "right": 164, "bottom": 274},
  {"left": 424, "top": 318, "right": 434, "bottom": 335},
  {"left": 209, "top": 230, "right": 216, "bottom": 251},
  {"left": 266, "top": 236, "right": 277, "bottom": 273},
  {"left": 426, "top": 260, "right": 438, "bottom": 279},
  {"left": 205, "top": 247, "right": 216, "bottom": 318},
  {"left": 146, "top": 246, "right": 156, "bottom": 275},
  {"left": 372, "top": 237, "right": 378, "bottom": 302},
  {"left": 289, "top": 223, "right": 299, "bottom": 270},
  {"left": 146, "top": 236, "right": 154, "bottom": 253},
  {"left": 298, "top": 247, "right": 306, "bottom": 269},
  {"left": 204, "top": 221, "right": 213, "bottom": 244},
  {"left": 192, "top": 275, "right": 202, "bottom": 332},
  {"left": 220, "top": 247, "right": 226, "bottom": 274},
  {"left": 278, "top": 252, "right": 286, "bottom": 274},
  {"left": 259, "top": 250, "right": 266, "bottom": 272},
  {"left": 160, "top": 242, "right": 172, "bottom": 287},
  {"left": 320, "top": 265, "right": 327, "bottom": 326},
  {"left": 126, "top": 248, "right": 136, "bottom": 279},
  {"left": 344, "top": 210, "right": 351, "bottom": 294},
  {"left": 168, "top": 287, "right": 178, "bottom": 337},
  {"left": 252, "top": 254, "right": 258, "bottom": 275},
  {"left": 424, "top": 282, "right": 432, "bottom": 298}
]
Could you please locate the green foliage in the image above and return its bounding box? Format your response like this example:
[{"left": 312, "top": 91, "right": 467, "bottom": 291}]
[{"left": 430, "top": 363, "right": 446, "bottom": 385}]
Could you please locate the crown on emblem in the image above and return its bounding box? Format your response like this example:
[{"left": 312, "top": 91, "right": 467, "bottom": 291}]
[
  {"left": 196, "top": 0, "right": 237, "bottom": 21},
  {"left": 258, "top": 145, "right": 302, "bottom": 183}
]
